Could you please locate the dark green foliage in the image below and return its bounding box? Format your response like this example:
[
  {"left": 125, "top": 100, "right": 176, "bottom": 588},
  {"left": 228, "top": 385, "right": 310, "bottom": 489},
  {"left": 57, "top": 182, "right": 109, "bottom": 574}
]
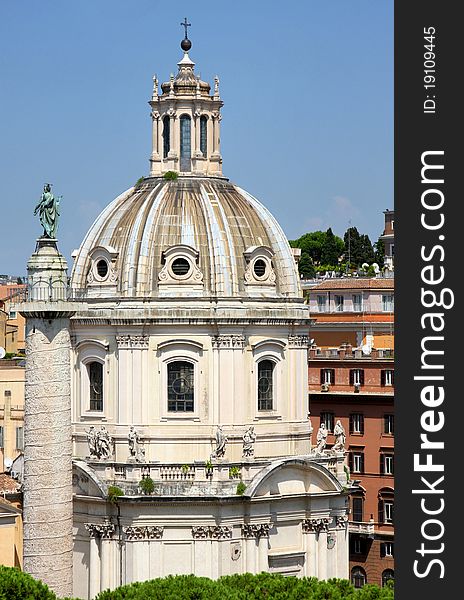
[
  {"left": 0, "top": 568, "right": 394, "bottom": 600},
  {"left": 108, "top": 485, "right": 124, "bottom": 503},
  {"left": 320, "top": 228, "right": 341, "bottom": 266},
  {"left": 139, "top": 477, "right": 155, "bottom": 495},
  {"left": 134, "top": 177, "right": 145, "bottom": 187},
  {"left": 343, "top": 227, "right": 376, "bottom": 268},
  {"left": 0, "top": 566, "right": 57, "bottom": 600},
  {"left": 298, "top": 253, "right": 316, "bottom": 279},
  {"left": 236, "top": 481, "right": 247, "bottom": 495},
  {"left": 163, "top": 170, "right": 178, "bottom": 181},
  {"left": 290, "top": 230, "right": 344, "bottom": 274},
  {"left": 373, "top": 237, "right": 385, "bottom": 269},
  {"left": 93, "top": 573, "right": 394, "bottom": 599}
]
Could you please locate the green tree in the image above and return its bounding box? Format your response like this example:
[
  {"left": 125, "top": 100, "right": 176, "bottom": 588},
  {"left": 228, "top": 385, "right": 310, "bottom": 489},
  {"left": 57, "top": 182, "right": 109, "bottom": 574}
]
[
  {"left": 321, "top": 228, "right": 342, "bottom": 266},
  {"left": 374, "top": 237, "right": 385, "bottom": 268},
  {"left": 0, "top": 566, "right": 57, "bottom": 600},
  {"left": 359, "top": 234, "right": 375, "bottom": 264},
  {"left": 298, "top": 252, "right": 316, "bottom": 279}
]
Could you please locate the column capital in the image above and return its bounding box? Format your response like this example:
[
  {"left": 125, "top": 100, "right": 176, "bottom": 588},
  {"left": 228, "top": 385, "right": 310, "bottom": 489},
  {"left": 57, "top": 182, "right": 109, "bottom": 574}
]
[
  {"left": 191, "top": 525, "right": 232, "bottom": 539},
  {"left": 302, "top": 518, "right": 330, "bottom": 534},
  {"left": 241, "top": 523, "right": 270, "bottom": 539},
  {"left": 116, "top": 334, "right": 149, "bottom": 349},
  {"left": 212, "top": 334, "right": 246, "bottom": 349}
]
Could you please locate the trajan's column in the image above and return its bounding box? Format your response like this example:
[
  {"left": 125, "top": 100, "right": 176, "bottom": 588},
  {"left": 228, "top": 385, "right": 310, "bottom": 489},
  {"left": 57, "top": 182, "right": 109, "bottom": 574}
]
[{"left": 20, "top": 185, "right": 77, "bottom": 597}]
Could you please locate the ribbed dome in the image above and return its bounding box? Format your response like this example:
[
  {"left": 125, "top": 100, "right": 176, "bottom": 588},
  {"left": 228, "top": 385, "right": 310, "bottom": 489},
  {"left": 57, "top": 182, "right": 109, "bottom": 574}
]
[{"left": 70, "top": 177, "right": 301, "bottom": 299}]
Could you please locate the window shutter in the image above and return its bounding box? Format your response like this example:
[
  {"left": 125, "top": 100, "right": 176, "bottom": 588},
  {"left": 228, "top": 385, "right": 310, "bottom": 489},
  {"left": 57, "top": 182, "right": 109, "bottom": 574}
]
[
  {"left": 391, "top": 456, "right": 395, "bottom": 475},
  {"left": 349, "top": 370, "right": 354, "bottom": 385},
  {"left": 320, "top": 369, "right": 324, "bottom": 384},
  {"left": 0, "top": 426, "right": 3, "bottom": 449},
  {"left": 331, "top": 369, "right": 335, "bottom": 385},
  {"left": 348, "top": 452, "right": 353, "bottom": 472},
  {"left": 360, "top": 414, "right": 365, "bottom": 435},
  {"left": 349, "top": 414, "right": 354, "bottom": 434},
  {"left": 16, "top": 426, "right": 24, "bottom": 450},
  {"left": 360, "top": 370, "right": 365, "bottom": 385},
  {"left": 380, "top": 543, "right": 386, "bottom": 558},
  {"left": 380, "top": 454, "right": 384, "bottom": 474},
  {"left": 360, "top": 453, "right": 365, "bottom": 473},
  {"left": 381, "top": 370, "right": 385, "bottom": 386},
  {"left": 378, "top": 500, "right": 384, "bottom": 524},
  {"left": 391, "top": 370, "right": 395, "bottom": 385}
]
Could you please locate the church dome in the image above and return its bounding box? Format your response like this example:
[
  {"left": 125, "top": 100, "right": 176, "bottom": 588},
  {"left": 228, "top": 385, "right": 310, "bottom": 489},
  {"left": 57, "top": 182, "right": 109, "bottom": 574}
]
[{"left": 70, "top": 176, "right": 301, "bottom": 299}]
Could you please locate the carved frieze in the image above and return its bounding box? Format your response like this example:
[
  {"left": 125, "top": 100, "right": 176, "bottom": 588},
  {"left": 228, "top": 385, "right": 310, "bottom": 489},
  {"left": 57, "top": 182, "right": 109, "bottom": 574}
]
[
  {"left": 116, "top": 334, "right": 149, "bottom": 349},
  {"left": 288, "top": 335, "right": 310, "bottom": 348},
  {"left": 241, "top": 523, "right": 270, "bottom": 539},
  {"left": 191, "top": 525, "right": 232, "bottom": 539},
  {"left": 302, "top": 518, "right": 330, "bottom": 534},
  {"left": 211, "top": 335, "right": 246, "bottom": 349},
  {"left": 85, "top": 518, "right": 115, "bottom": 539},
  {"left": 335, "top": 515, "right": 349, "bottom": 529},
  {"left": 124, "top": 526, "right": 164, "bottom": 541}
]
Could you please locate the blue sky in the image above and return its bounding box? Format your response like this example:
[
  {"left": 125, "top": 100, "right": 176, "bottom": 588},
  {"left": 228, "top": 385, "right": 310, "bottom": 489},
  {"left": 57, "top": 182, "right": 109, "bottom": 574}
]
[{"left": 0, "top": 0, "right": 393, "bottom": 275}]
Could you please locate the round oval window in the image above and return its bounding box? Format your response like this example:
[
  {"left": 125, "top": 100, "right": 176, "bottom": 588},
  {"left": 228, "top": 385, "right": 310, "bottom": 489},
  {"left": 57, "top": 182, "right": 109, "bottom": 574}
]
[
  {"left": 96, "top": 259, "right": 108, "bottom": 278},
  {"left": 253, "top": 259, "right": 267, "bottom": 278},
  {"left": 171, "top": 257, "right": 191, "bottom": 276}
]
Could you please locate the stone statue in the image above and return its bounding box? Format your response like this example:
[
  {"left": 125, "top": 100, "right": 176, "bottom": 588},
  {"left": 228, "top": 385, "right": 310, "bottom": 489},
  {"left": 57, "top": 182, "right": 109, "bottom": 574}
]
[
  {"left": 128, "top": 426, "right": 139, "bottom": 458},
  {"left": 128, "top": 425, "right": 145, "bottom": 462},
  {"left": 212, "top": 425, "right": 227, "bottom": 458},
  {"left": 333, "top": 420, "right": 346, "bottom": 452},
  {"left": 34, "top": 183, "right": 61, "bottom": 238},
  {"left": 96, "top": 425, "right": 113, "bottom": 460},
  {"left": 86, "top": 425, "right": 98, "bottom": 458},
  {"left": 313, "top": 423, "right": 328, "bottom": 455},
  {"left": 242, "top": 426, "right": 256, "bottom": 458}
]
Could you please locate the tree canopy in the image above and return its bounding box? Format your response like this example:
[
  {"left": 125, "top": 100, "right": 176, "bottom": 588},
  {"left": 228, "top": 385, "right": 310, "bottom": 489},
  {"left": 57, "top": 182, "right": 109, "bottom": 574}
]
[
  {"left": 0, "top": 567, "right": 394, "bottom": 600},
  {"left": 290, "top": 225, "right": 383, "bottom": 278}
]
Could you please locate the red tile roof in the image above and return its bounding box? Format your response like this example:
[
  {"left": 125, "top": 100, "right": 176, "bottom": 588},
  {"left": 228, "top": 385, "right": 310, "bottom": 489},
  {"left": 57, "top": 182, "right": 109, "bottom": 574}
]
[
  {"left": 0, "top": 473, "right": 21, "bottom": 493},
  {"left": 311, "top": 278, "right": 394, "bottom": 291}
]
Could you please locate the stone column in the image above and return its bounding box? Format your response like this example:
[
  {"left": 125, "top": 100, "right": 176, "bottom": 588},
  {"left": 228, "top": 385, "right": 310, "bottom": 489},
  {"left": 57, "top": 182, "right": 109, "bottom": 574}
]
[
  {"left": 85, "top": 524, "right": 102, "bottom": 600},
  {"left": 21, "top": 239, "right": 79, "bottom": 598},
  {"left": 212, "top": 335, "right": 246, "bottom": 427},
  {"left": 150, "top": 110, "right": 161, "bottom": 176},
  {"left": 302, "top": 518, "right": 330, "bottom": 580},
  {"left": 100, "top": 519, "right": 115, "bottom": 592},
  {"left": 242, "top": 524, "right": 269, "bottom": 575}
]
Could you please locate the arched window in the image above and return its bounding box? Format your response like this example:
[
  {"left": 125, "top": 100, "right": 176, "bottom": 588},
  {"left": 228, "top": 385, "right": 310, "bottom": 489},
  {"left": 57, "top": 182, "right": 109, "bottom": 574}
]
[
  {"left": 382, "top": 569, "right": 394, "bottom": 587},
  {"left": 168, "top": 361, "right": 194, "bottom": 412},
  {"left": 258, "top": 359, "right": 274, "bottom": 411},
  {"left": 351, "top": 567, "right": 367, "bottom": 588},
  {"left": 180, "top": 114, "right": 191, "bottom": 172},
  {"left": 88, "top": 361, "right": 103, "bottom": 412},
  {"left": 163, "top": 116, "right": 170, "bottom": 158},
  {"left": 200, "top": 115, "right": 208, "bottom": 156}
]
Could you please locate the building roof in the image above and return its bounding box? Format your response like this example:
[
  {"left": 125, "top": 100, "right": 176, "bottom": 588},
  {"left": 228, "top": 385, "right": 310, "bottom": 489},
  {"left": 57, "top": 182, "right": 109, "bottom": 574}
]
[
  {"left": 70, "top": 177, "right": 301, "bottom": 300},
  {"left": 0, "top": 473, "right": 21, "bottom": 493},
  {"left": 310, "top": 278, "right": 394, "bottom": 291}
]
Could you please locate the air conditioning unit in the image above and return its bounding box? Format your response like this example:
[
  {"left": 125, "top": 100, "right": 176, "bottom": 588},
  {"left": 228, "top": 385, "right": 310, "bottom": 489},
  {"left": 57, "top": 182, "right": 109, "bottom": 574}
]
[
  {"left": 321, "top": 383, "right": 330, "bottom": 392},
  {"left": 354, "top": 383, "right": 360, "bottom": 393}
]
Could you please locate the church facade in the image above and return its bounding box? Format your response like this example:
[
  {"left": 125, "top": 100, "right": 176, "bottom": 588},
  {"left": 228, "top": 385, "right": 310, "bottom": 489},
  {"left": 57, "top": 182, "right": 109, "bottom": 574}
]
[{"left": 21, "top": 31, "right": 351, "bottom": 600}]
